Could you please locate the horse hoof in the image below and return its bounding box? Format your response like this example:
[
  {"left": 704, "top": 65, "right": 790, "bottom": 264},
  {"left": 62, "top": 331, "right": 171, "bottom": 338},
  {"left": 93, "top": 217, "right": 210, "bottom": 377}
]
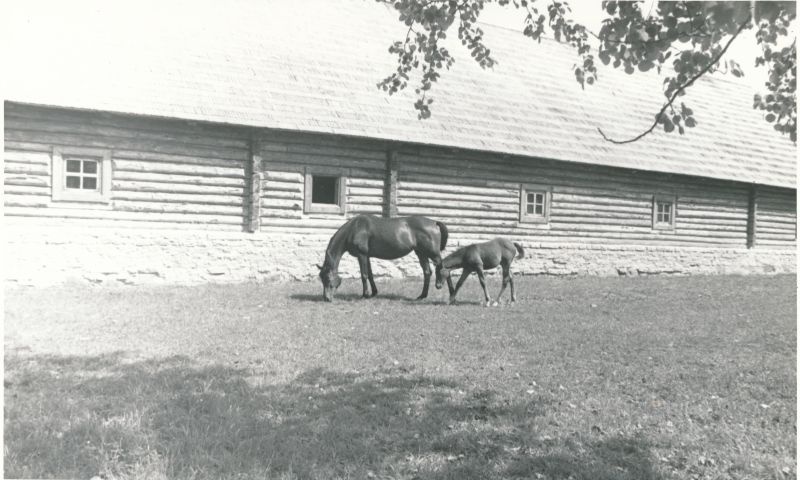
[{"left": 491, "top": 301, "right": 499, "bottom": 307}]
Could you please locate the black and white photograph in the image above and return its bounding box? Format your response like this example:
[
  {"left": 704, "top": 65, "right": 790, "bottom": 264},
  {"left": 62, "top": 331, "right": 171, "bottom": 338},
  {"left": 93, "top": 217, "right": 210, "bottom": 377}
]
[{"left": 3, "top": 0, "right": 797, "bottom": 478}]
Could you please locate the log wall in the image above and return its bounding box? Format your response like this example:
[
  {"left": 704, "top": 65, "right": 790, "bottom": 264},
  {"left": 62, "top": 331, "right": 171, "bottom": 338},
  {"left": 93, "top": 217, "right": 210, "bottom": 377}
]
[
  {"left": 756, "top": 186, "right": 797, "bottom": 248},
  {"left": 4, "top": 104, "right": 251, "bottom": 230},
  {"left": 3, "top": 103, "right": 796, "bottom": 287},
  {"left": 396, "top": 148, "right": 756, "bottom": 248},
  {"left": 257, "top": 132, "right": 386, "bottom": 233}
]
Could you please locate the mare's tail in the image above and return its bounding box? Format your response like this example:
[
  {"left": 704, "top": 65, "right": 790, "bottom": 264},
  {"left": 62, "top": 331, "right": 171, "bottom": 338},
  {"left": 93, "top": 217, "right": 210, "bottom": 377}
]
[
  {"left": 436, "top": 221, "right": 449, "bottom": 251},
  {"left": 513, "top": 242, "right": 525, "bottom": 259}
]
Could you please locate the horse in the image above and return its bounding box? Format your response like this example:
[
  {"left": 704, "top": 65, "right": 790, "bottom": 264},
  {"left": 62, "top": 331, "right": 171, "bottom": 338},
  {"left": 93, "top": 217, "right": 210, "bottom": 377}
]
[
  {"left": 435, "top": 238, "right": 525, "bottom": 307},
  {"left": 317, "top": 215, "right": 451, "bottom": 302}
]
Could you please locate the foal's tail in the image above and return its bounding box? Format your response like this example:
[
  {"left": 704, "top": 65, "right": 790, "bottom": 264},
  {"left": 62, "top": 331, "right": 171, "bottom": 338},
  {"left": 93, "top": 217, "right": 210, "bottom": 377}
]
[
  {"left": 513, "top": 242, "right": 525, "bottom": 259},
  {"left": 436, "top": 221, "right": 449, "bottom": 251}
]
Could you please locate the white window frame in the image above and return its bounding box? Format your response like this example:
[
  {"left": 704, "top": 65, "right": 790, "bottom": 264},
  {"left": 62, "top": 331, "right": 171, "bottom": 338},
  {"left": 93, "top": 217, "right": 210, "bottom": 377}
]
[
  {"left": 52, "top": 147, "right": 112, "bottom": 203},
  {"left": 304, "top": 167, "right": 346, "bottom": 215},
  {"left": 652, "top": 194, "right": 677, "bottom": 230},
  {"left": 519, "top": 184, "right": 551, "bottom": 224}
]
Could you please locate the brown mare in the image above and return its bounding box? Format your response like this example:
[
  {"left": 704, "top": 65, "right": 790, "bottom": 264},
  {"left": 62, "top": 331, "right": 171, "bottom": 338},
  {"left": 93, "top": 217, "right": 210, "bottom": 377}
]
[
  {"left": 318, "top": 215, "right": 451, "bottom": 302},
  {"left": 435, "top": 238, "right": 525, "bottom": 306}
]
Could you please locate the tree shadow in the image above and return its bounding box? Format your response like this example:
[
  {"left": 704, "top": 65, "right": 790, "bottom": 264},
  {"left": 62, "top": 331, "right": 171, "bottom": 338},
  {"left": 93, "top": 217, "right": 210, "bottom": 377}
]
[
  {"left": 289, "top": 292, "right": 422, "bottom": 303},
  {"left": 5, "top": 352, "right": 667, "bottom": 480}
]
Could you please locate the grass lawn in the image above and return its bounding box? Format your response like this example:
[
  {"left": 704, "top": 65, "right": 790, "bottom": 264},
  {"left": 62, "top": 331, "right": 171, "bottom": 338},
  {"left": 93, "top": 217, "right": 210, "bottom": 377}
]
[{"left": 4, "top": 274, "right": 797, "bottom": 480}]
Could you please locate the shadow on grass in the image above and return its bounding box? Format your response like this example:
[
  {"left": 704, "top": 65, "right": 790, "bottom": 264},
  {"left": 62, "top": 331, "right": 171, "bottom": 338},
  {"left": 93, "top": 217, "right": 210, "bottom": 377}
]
[{"left": 5, "top": 353, "right": 665, "bottom": 480}]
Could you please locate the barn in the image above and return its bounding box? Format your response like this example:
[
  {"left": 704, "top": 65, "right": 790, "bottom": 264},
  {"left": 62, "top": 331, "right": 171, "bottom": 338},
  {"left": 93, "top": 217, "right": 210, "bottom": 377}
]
[{"left": 3, "top": 0, "right": 796, "bottom": 286}]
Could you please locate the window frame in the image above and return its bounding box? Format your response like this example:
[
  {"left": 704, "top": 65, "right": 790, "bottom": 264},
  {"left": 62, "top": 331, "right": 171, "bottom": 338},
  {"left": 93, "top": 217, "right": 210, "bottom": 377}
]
[
  {"left": 303, "top": 167, "right": 346, "bottom": 215},
  {"left": 652, "top": 194, "right": 677, "bottom": 231},
  {"left": 52, "top": 147, "right": 112, "bottom": 203},
  {"left": 519, "top": 183, "right": 552, "bottom": 224}
]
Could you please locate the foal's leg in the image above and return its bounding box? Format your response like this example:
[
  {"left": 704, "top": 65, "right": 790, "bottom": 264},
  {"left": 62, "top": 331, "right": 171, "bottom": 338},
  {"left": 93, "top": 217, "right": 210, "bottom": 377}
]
[
  {"left": 416, "top": 253, "right": 432, "bottom": 300},
  {"left": 475, "top": 268, "right": 493, "bottom": 307},
  {"left": 449, "top": 269, "right": 471, "bottom": 305},
  {"left": 357, "top": 255, "right": 371, "bottom": 298},
  {"left": 509, "top": 270, "right": 516, "bottom": 302},
  {"left": 366, "top": 257, "right": 378, "bottom": 297}
]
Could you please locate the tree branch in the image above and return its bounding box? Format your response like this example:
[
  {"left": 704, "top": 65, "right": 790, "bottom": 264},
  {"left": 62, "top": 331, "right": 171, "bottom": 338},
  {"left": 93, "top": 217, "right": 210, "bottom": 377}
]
[{"left": 598, "top": 14, "right": 751, "bottom": 144}]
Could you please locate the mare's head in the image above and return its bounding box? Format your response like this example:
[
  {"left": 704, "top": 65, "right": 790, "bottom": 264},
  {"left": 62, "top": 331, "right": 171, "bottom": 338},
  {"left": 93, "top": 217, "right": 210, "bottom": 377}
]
[{"left": 318, "top": 264, "right": 342, "bottom": 302}]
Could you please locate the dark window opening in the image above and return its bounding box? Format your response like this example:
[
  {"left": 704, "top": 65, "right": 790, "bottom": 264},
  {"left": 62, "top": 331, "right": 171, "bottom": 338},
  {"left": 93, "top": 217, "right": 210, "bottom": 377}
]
[
  {"left": 64, "top": 159, "right": 99, "bottom": 190},
  {"left": 525, "top": 192, "right": 545, "bottom": 216},
  {"left": 312, "top": 175, "right": 339, "bottom": 205},
  {"left": 656, "top": 201, "right": 673, "bottom": 224}
]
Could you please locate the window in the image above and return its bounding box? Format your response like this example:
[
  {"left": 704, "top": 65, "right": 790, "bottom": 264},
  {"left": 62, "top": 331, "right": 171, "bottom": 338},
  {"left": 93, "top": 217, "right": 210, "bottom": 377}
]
[
  {"left": 520, "top": 184, "right": 551, "bottom": 223},
  {"left": 304, "top": 168, "right": 346, "bottom": 214},
  {"left": 652, "top": 195, "right": 677, "bottom": 230},
  {"left": 52, "top": 147, "right": 112, "bottom": 203}
]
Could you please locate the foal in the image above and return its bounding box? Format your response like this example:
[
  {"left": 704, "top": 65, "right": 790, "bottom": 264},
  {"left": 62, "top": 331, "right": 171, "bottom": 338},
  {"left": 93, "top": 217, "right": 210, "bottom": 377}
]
[{"left": 435, "top": 238, "right": 525, "bottom": 306}]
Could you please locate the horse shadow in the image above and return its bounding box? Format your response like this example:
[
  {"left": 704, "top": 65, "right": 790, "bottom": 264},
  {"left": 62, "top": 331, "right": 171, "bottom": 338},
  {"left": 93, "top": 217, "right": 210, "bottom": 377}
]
[{"left": 5, "top": 352, "right": 667, "bottom": 480}]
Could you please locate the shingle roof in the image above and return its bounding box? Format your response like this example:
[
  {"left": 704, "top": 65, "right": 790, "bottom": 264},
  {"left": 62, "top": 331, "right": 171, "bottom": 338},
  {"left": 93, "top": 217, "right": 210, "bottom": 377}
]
[{"left": 4, "top": 0, "right": 796, "bottom": 188}]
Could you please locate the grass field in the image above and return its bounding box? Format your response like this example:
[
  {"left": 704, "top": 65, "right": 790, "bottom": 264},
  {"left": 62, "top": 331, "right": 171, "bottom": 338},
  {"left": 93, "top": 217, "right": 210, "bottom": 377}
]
[{"left": 4, "top": 274, "right": 797, "bottom": 480}]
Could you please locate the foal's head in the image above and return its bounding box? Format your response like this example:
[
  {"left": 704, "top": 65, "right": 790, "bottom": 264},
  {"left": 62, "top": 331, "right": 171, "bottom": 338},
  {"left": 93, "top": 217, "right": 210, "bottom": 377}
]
[
  {"left": 435, "top": 264, "right": 449, "bottom": 290},
  {"left": 318, "top": 264, "right": 342, "bottom": 302}
]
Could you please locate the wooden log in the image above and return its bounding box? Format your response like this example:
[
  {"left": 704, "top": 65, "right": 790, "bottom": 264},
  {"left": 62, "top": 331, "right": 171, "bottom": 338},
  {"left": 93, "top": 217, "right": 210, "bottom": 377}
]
[
  {"left": 113, "top": 170, "right": 246, "bottom": 188},
  {"left": 383, "top": 149, "right": 398, "bottom": 218},
  {"left": 261, "top": 190, "right": 304, "bottom": 201},
  {"left": 261, "top": 198, "right": 303, "bottom": 209},
  {"left": 3, "top": 206, "right": 244, "bottom": 225},
  {"left": 260, "top": 208, "right": 303, "bottom": 219},
  {"left": 113, "top": 159, "right": 244, "bottom": 178},
  {"left": 6, "top": 104, "right": 249, "bottom": 144},
  {"left": 5, "top": 129, "right": 248, "bottom": 162},
  {"left": 4, "top": 215, "right": 240, "bottom": 231},
  {"left": 398, "top": 180, "right": 517, "bottom": 197},
  {"left": 262, "top": 180, "right": 303, "bottom": 193},
  {"left": 112, "top": 200, "right": 244, "bottom": 216},
  {"left": 246, "top": 136, "right": 263, "bottom": 233},
  {"left": 112, "top": 180, "right": 244, "bottom": 196},
  {"left": 746, "top": 186, "right": 757, "bottom": 248},
  {"left": 400, "top": 190, "right": 519, "bottom": 205},
  {"left": 4, "top": 175, "right": 51, "bottom": 187},
  {"left": 347, "top": 186, "right": 384, "bottom": 197},
  {"left": 6, "top": 115, "right": 250, "bottom": 151},
  {"left": 348, "top": 178, "right": 385, "bottom": 188},
  {"left": 263, "top": 170, "right": 304, "bottom": 183},
  {"left": 348, "top": 195, "right": 385, "bottom": 206},
  {"left": 112, "top": 190, "right": 244, "bottom": 206},
  {"left": 4, "top": 194, "right": 50, "bottom": 207},
  {"left": 3, "top": 184, "right": 51, "bottom": 196},
  {"left": 3, "top": 150, "right": 51, "bottom": 165},
  {"left": 4, "top": 161, "right": 50, "bottom": 176},
  {"left": 347, "top": 205, "right": 383, "bottom": 215}
]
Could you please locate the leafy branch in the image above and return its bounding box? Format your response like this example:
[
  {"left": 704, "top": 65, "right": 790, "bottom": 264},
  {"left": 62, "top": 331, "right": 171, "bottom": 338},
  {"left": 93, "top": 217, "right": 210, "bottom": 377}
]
[{"left": 598, "top": 13, "right": 751, "bottom": 144}]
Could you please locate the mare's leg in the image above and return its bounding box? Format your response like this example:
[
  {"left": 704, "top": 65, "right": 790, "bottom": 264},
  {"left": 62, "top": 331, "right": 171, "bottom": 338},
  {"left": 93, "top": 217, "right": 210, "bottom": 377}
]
[
  {"left": 366, "top": 257, "right": 378, "bottom": 297},
  {"left": 475, "top": 268, "right": 492, "bottom": 307},
  {"left": 449, "top": 269, "right": 471, "bottom": 305},
  {"left": 495, "top": 262, "right": 511, "bottom": 305},
  {"left": 416, "top": 253, "right": 432, "bottom": 300},
  {"left": 357, "top": 255, "right": 371, "bottom": 298}
]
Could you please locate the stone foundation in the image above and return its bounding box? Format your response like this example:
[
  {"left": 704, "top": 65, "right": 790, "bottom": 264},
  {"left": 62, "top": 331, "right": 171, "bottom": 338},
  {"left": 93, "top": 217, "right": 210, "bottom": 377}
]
[{"left": 3, "top": 225, "right": 796, "bottom": 286}]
